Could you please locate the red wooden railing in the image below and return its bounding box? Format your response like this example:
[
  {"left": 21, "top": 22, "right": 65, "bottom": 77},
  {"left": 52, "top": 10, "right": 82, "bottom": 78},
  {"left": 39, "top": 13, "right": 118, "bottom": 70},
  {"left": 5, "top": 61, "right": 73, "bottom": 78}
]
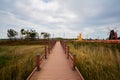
[
  {"left": 26, "top": 40, "right": 56, "bottom": 80},
  {"left": 60, "top": 40, "right": 84, "bottom": 80}
]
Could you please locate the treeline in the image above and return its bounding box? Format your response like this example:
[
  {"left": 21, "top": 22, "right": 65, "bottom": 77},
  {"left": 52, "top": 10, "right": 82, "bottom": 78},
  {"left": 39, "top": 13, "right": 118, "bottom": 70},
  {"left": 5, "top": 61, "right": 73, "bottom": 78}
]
[{"left": 7, "top": 29, "right": 50, "bottom": 40}]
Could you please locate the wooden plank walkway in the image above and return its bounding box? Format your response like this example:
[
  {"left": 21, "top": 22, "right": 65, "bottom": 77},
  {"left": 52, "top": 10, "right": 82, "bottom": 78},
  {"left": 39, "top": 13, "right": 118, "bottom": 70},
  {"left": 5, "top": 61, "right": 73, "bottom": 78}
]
[{"left": 30, "top": 41, "right": 81, "bottom": 80}]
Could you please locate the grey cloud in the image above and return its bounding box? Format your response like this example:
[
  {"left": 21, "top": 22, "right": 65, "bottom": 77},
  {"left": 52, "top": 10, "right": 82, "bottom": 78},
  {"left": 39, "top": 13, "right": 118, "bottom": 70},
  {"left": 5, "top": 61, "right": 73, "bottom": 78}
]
[{"left": 0, "top": 0, "right": 120, "bottom": 39}]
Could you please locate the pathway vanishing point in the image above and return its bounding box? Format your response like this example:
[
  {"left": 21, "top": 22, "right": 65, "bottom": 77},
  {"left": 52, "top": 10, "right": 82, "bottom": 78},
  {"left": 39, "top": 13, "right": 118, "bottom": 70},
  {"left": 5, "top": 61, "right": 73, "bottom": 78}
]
[{"left": 30, "top": 41, "right": 81, "bottom": 80}]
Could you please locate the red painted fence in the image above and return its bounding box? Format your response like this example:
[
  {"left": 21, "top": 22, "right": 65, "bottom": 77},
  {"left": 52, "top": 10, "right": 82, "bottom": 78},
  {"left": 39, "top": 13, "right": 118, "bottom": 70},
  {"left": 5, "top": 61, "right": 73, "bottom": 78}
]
[
  {"left": 26, "top": 40, "right": 56, "bottom": 80},
  {"left": 60, "top": 40, "right": 84, "bottom": 80}
]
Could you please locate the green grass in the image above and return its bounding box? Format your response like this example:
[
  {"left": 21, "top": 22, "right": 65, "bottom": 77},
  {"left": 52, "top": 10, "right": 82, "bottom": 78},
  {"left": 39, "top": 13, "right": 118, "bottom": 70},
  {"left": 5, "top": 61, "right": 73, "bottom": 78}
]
[
  {"left": 68, "top": 42, "right": 120, "bottom": 80},
  {"left": 0, "top": 45, "right": 44, "bottom": 80}
]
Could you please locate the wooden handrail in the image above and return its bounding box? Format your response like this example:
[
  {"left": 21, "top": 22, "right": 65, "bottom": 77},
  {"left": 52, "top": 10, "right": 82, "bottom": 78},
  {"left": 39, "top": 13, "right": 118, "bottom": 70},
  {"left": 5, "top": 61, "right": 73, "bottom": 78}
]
[
  {"left": 27, "top": 45, "right": 47, "bottom": 80},
  {"left": 60, "top": 40, "right": 84, "bottom": 79},
  {"left": 26, "top": 67, "right": 37, "bottom": 80},
  {"left": 67, "top": 46, "right": 69, "bottom": 59},
  {"left": 36, "top": 54, "right": 40, "bottom": 71},
  {"left": 69, "top": 53, "right": 73, "bottom": 61},
  {"left": 40, "top": 54, "right": 45, "bottom": 63},
  {"left": 75, "top": 67, "right": 85, "bottom": 80},
  {"left": 36, "top": 40, "right": 57, "bottom": 70},
  {"left": 27, "top": 40, "right": 57, "bottom": 80},
  {"left": 73, "top": 54, "right": 76, "bottom": 70},
  {"left": 36, "top": 46, "right": 49, "bottom": 71},
  {"left": 45, "top": 46, "right": 47, "bottom": 59}
]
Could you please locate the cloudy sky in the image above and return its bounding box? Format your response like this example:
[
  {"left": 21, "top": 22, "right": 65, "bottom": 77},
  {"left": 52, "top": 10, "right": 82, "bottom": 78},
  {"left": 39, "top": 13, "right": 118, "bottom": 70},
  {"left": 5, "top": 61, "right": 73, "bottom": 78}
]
[{"left": 0, "top": 0, "right": 120, "bottom": 39}]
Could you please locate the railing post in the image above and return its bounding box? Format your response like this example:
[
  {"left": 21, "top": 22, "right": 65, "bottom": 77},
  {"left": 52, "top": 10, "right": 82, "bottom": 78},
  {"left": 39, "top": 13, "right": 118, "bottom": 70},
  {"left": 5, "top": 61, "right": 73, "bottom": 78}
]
[
  {"left": 67, "top": 46, "right": 69, "bottom": 59},
  {"left": 64, "top": 44, "right": 66, "bottom": 54},
  {"left": 36, "top": 54, "right": 40, "bottom": 71},
  {"left": 64, "top": 43, "right": 65, "bottom": 50},
  {"left": 45, "top": 46, "right": 47, "bottom": 59},
  {"left": 48, "top": 40, "right": 51, "bottom": 52},
  {"left": 73, "top": 54, "right": 76, "bottom": 71},
  {"left": 48, "top": 46, "right": 50, "bottom": 54},
  {"left": 50, "top": 42, "right": 52, "bottom": 49}
]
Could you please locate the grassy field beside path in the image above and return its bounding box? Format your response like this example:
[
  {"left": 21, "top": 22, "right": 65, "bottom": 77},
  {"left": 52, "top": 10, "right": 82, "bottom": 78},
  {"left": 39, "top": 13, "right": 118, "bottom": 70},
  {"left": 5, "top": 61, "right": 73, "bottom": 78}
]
[
  {"left": 68, "top": 42, "right": 120, "bottom": 80},
  {"left": 0, "top": 45, "right": 44, "bottom": 80}
]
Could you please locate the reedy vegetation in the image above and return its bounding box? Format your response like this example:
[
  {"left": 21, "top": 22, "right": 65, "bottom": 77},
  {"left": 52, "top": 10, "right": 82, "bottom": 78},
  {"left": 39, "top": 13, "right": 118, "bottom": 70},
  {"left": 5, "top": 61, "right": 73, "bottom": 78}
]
[
  {"left": 0, "top": 45, "right": 44, "bottom": 80},
  {"left": 68, "top": 42, "right": 120, "bottom": 80}
]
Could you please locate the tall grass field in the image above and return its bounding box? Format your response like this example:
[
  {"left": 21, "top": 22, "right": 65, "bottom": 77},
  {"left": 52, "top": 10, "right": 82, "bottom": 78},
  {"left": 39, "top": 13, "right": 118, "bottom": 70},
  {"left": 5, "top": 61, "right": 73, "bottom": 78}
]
[
  {"left": 68, "top": 41, "right": 120, "bottom": 80},
  {"left": 0, "top": 45, "right": 44, "bottom": 80}
]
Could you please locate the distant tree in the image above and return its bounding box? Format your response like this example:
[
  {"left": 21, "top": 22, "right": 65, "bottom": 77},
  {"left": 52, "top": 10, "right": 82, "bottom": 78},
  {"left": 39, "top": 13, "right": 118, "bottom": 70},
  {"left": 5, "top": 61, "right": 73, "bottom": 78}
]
[
  {"left": 41, "top": 32, "right": 45, "bottom": 39},
  {"left": 41, "top": 32, "right": 50, "bottom": 39},
  {"left": 20, "top": 29, "right": 26, "bottom": 39},
  {"left": 7, "top": 29, "right": 18, "bottom": 40},
  {"left": 24, "top": 29, "right": 38, "bottom": 40},
  {"left": 44, "top": 33, "right": 50, "bottom": 39},
  {"left": 25, "top": 30, "right": 30, "bottom": 39},
  {"left": 29, "top": 30, "right": 38, "bottom": 40}
]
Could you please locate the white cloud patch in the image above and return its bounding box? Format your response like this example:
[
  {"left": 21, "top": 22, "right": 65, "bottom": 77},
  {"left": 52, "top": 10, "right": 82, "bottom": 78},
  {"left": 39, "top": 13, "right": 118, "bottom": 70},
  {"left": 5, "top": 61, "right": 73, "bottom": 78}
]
[
  {"left": 82, "top": 27, "right": 95, "bottom": 37},
  {"left": 0, "top": 0, "right": 120, "bottom": 39},
  {"left": 14, "top": 0, "right": 78, "bottom": 25}
]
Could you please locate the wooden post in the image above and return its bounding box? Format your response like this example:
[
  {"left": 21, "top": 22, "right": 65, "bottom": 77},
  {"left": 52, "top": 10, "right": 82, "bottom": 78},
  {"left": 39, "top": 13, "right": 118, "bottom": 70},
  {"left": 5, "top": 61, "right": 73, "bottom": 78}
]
[
  {"left": 64, "top": 45, "right": 66, "bottom": 54},
  {"left": 36, "top": 54, "right": 40, "bottom": 71},
  {"left": 62, "top": 42, "right": 64, "bottom": 48},
  {"left": 73, "top": 54, "right": 76, "bottom": 71},
  {"left": 50, "top": 44, "right": 52, "bottom": 51},
  {"left": 64, "top": 43, "right": 65, "bottom": 50},
  {"left": 62, "top": 42, "right": 63, "bottom": 48},
  {"left": 48, "top": 46, "right": 50, "bottom": 54},
  {"left": 48, "top": 41, "right": 51, "bottom": 51},
  {"left": 67, "top": 46, "right": 69, "bottom": 59},
  {"left": 50, "top": 42, "right": 52, "bottom": 50},
  {"left": 45, "top": 46, "right": 47, "bottom": 59}
]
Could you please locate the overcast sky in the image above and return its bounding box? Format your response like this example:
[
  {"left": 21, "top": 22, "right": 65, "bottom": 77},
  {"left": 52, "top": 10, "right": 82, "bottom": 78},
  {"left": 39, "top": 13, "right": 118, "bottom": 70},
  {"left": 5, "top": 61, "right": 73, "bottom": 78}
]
[{"left": 0, "top": 0, "right": 120, "bottom": 39}]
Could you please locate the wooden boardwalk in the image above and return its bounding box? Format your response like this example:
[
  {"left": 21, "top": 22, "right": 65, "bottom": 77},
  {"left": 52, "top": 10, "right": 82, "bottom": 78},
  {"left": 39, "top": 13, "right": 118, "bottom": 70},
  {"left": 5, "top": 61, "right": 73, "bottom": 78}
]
[{"left": 30, "top": 41, "right": 81, "bottom": 80}]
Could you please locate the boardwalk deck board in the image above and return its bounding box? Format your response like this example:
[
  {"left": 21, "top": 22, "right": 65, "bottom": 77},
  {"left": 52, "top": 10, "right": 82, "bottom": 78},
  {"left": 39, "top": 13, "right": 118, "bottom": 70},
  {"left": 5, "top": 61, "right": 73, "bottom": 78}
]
[{"left": 30, "top": 41, "right": 81, "bottom": 80}]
